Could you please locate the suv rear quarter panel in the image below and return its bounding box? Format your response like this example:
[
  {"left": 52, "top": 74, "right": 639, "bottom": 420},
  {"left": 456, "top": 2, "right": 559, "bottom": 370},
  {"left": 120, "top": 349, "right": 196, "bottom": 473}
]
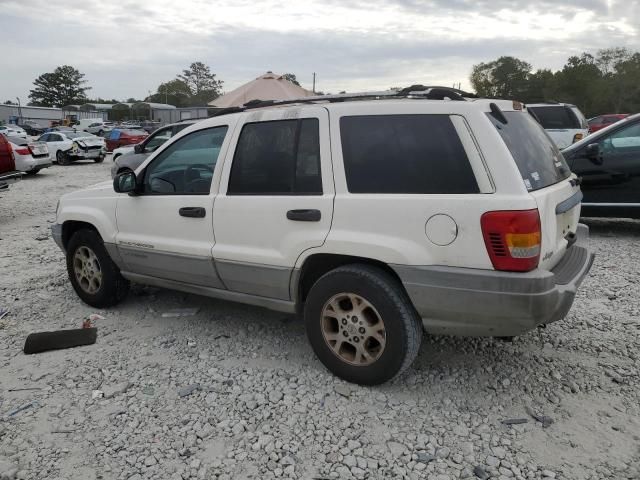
[{"left": 297, "top": 101, "right": 537, "bottom": 269}]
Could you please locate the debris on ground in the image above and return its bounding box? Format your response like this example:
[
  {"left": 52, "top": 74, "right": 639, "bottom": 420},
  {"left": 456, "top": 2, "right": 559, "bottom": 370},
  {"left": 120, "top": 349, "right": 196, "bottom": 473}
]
[
  {"left": 526, "top": 406, "right": 555, "bottom": 428},
  {"left": 161, "top": 308, "right": 199, "bottom": 318},
  {"left": 0, "top": 307, "right": 9, "bottom": 320},
  {"left": 334, "top": 385, "right": 351, "bottom": 399},
  {"left": 4, "top": 401, "right": 38, "bottom": 418},
  {"left": 23, "top": 327, "right": 97, "bottom": 354},
  {"left": 91, "top": 390, "right": 104, "bottom": 399},
  {"left": 177, "top": 384, "right": 200, "bottom": 398},
  {"left": 502, "top": 418, "right": 529, "bottom": 425}
]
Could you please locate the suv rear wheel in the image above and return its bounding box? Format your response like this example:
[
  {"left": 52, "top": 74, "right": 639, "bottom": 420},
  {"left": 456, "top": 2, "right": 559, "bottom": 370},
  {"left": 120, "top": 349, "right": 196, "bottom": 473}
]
[
  {"left": 304, "top": 264, "right": 422, "bottom": 385},
  {"left": 66, "top": 229, "right": 129, "bottom": 308}
]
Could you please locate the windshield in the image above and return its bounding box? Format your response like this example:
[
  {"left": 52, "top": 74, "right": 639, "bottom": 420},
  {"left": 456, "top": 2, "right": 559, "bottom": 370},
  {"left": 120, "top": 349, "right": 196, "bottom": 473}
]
[
  {"left": 487, "top": 111, "right": 571, "bottom": 191},
  {"left": 528, "top": 106, "right": 581, "bottom": 129}
]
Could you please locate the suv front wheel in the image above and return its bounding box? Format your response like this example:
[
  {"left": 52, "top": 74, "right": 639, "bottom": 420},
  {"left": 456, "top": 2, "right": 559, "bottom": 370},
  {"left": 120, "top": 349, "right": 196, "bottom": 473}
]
[
  {"left": 304, "top": 265, "right": 422, "bottom": 385},
  {"left": 66, "top": 229, "right": 129, "bottom": 308}
]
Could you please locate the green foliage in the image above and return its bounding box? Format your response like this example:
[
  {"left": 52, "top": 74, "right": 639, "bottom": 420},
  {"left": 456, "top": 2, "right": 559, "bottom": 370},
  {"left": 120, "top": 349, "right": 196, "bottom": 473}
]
[
  {"left": 29, "top": 65, "right": 91, "bottom": 107},
  {"left": 146, "top": 79, "right": 193, "bottom": 108},
  {"left": 469, "top": 48, "right": 640, "bottom": 117},
  {"left": 177, "top": 61, "right": 223, "bottom": 105},
  {"left": 282, "top": 73, "right": 300, "bottom": 86}
]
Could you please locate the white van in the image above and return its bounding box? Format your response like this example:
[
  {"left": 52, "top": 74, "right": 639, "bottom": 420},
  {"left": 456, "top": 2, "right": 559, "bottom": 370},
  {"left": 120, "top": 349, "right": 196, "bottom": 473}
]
[{"left": 527, "top": 103, "right": 589, "bottom": 149}]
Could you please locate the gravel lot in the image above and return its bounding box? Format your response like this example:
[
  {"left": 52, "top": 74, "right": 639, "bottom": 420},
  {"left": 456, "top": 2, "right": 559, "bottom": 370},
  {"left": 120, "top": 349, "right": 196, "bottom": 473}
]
[{"left": 0, "top": 159, "right": 639, "bottom": 480}]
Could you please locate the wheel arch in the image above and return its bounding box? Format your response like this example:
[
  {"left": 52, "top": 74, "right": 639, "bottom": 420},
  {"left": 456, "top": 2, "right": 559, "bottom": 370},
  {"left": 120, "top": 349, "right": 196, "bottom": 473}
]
[
  {"left": 61, "top": 220, "right": 102, "bottom": 250},
  {"left": 293, "top": 253, "right": 406, "bottom": 311}
]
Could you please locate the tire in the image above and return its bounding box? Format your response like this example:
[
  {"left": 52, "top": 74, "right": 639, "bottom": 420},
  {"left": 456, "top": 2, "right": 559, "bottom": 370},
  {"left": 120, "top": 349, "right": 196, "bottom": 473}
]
[
  {"left": 25, "top": 169, "right": 39, "bottom": 175},
  {"left": 66, "top": 229, "right": 129, "bottom": 308},
  {"left": 304, "top": 264, "right": 422, "bottom": 385},
  {"left": 94, "top": 155, "right": 105, "bottom": 163},
  {"left": 55, "top": 150, "right": 65, "bottom": 164},
  {"left": 98, "top": 130, "right": 104, "bottom": 136},
  {"left": 59, "top": 151, "right": 71, "bottom": 166}
]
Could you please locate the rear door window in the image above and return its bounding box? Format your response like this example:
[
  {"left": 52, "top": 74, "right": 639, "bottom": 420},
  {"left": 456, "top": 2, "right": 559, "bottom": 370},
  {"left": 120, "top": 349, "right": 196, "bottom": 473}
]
[
  {"left": 487, "top": 111, "right": 571, "bottom": 191},
  {"left": 227, "top": 119, "right": 322, "bottom": 195},
  {"left": 528, "top": 106, "right": 581, "bottom": 129},
  {"left": 339, "top": 114, "right": 479, "bottom": 194}
]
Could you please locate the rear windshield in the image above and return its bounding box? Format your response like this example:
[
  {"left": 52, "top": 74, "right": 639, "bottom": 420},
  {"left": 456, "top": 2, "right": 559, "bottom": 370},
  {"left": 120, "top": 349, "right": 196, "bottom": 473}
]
[
  {"left": 487, "top": 111, "right": 571, "bottom": 191},
  {"left": 528, "top": 106, "right": 580, "bottom": 129}
]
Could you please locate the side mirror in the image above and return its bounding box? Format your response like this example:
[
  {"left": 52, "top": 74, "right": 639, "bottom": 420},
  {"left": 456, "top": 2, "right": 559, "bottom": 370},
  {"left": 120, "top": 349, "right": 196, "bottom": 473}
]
[
  {"left": 584, "top": 143, "right": 602, "bottom": 165},
  {"left": 113, "top": 171, "right": 137, "bottom": 193},
  {"left": 134, "top": 143, "right": 143, "bottom": 154}
]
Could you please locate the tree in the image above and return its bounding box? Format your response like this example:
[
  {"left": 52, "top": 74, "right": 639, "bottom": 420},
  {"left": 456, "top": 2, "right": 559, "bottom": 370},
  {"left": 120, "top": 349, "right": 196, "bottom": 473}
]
[
  {"left": 282, "top": 73, "right": 300, "bottom": 86},
  {"left": 28, "top": 65, "right": 90, "bottom": 107},
  {"left": 470, "top": 57, "right": 533, "bottom": 99},
  {"left": 4, "top": 100, "right": 16, "bottom": 105},
  {"left": 146, "top": 79, "right": 192, "bottom": 107},
  {"left": 177, "top": 61, "right": 223, "bottom": 105}
]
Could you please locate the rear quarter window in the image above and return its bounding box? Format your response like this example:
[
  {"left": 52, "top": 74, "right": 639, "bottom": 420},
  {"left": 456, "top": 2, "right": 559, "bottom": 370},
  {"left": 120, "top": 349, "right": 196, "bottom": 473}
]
[
  {"left": 487, "top": 111, "right": 571, "bottom": 191},
  {"left": 528, "top": 106, "right": 581, "bottom": 130},
  {"left": 339, "top": 114, "right": 479, "bottom": 194}
]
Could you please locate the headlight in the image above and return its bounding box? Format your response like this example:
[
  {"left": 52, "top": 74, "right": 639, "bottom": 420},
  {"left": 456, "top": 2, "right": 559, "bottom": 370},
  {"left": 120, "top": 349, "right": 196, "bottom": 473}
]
[{"left": 71, "top": 142, "right": 79, "bottom": 153}]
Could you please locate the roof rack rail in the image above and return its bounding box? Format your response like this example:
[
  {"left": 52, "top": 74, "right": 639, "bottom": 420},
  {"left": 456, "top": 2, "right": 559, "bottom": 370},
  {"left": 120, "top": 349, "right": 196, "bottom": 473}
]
[{"left": 210, "top": 85, "right": 478, "bottom": 117}]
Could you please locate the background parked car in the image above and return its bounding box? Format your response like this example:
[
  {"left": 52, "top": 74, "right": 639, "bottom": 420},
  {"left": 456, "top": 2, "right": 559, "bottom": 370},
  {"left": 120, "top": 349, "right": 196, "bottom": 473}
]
[
  {"left": 105, "top": 128, "right": 148, "bottom": 152},
  {"left": 110, "top": 121, "right": 195, "bottom": 177},
  {"left": 563, "top": 113, "right": 640, "bottom": 219},
  {"left": 0, "top": 125, "right": 28, "bottom": 139},
  {"left": 0, "top": 134, "right": 22, "bottom": 190},
  {"left": 6, "top": 136, "right": 52, "bottom": 175},
  {"left": 527, "top": 103, "right": 589, "bottom": 148},
  {"left": 38, "top": 131, "right": 106, "bottom": 165},
  {"left": 587, "top": 114, "right": 629, "bottom": 133},
  {"left": 18, "top": 120, "right": 46, "bottom": 136}
]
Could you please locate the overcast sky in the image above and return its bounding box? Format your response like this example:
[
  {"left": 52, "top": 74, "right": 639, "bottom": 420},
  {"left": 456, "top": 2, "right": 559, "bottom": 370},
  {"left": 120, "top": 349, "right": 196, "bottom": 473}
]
[{"left": 1, "top": 0, "right": 638, "bottom": 102}]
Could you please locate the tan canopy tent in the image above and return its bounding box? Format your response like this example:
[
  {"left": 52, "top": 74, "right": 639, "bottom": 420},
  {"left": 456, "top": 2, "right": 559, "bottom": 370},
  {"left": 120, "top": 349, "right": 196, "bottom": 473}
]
[{"left": 209, "top": 71, "right": 313, "bottom": 108}]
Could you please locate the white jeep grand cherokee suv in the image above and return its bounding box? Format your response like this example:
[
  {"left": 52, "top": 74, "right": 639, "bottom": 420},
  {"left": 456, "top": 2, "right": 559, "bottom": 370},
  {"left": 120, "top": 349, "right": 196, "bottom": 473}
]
[{"left": 52, "top": 88, "right": 594, "bottom": 385}]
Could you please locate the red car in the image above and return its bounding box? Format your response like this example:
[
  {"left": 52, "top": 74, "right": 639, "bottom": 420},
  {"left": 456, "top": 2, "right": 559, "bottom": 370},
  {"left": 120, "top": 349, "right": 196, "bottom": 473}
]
[
  {"left": 0, "top": 134, "right": 23, "bottom": 190},
  {"left": 588, "top": 114, "right": 629, "bottom": 133},
  {"left": 105, "top": 129, "right": 149, "bottom": 152}
]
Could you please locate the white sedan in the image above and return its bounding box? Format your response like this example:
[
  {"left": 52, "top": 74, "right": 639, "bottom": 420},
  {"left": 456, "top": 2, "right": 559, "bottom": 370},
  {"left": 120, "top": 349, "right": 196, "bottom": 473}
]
[
  {"left": 112, "top": 144, "right": 135, "bottom": 160},
  {"left": 38, "top": 131, "right": 106, "bottom": 165},
  {"left": 6, "top": 136, "right": 52, "bottom": 175},
  {"left": 0, "top": 125, "right": 28, "bottom": 139}
]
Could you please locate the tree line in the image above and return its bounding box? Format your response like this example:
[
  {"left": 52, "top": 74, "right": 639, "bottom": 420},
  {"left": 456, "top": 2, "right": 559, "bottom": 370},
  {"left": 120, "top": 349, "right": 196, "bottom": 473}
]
[
  {"left": 23, "top": 63, "right": 302, "bottom": 109},
  {"left": 470, "top": 47, "right": 640, "bottom": 117}
]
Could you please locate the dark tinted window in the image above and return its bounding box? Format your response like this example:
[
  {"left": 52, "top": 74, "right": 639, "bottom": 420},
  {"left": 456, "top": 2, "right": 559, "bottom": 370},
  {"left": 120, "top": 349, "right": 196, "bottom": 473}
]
[
  {"left": 528, "top": 106, "right": 580, "bottom": 129},
  {"left": 228, "top": 119, "right": 322, "bottom": 195},
  {"left": 339, "top": 115, "right": 478, "bottom": 194},
  {"left": 487, "top": 111, "right": 571, "bottom": 191}
]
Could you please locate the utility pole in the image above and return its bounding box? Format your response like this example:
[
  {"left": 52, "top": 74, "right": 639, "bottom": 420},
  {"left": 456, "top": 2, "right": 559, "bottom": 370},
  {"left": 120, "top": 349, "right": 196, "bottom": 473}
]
[
  {"left": 15, "top": 97, "right": 22, "bottom": 124},
  {"left": 312, "top": 72, "right": 316, "bottom": 94}
]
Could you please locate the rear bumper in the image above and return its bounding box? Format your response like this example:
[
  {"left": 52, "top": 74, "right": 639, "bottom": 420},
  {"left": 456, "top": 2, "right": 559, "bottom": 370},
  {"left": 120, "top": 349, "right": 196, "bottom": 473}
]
[{"left": 393, "top": 223, "right": 595, "bottom": 336}]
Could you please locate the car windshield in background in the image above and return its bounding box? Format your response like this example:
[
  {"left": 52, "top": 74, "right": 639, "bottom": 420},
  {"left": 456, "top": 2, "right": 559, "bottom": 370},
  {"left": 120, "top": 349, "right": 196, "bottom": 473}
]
[
  {"left": 528, "top": 106, "right": 581, "bottom": 129},
  {"left": 487, "top": 111, "right": 571, "bottom": 191},
  {"left": 120, "top": 129, "right": 145, "bottom": 136}
]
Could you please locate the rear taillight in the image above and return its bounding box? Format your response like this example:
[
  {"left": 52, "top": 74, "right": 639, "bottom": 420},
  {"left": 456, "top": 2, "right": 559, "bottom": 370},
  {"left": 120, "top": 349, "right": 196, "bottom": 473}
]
[
  {"left": 481, "top": 209, "right": 541, "bottom": 272},
  {"left": 14, "top": 146, "right": 30, "bottom": 155}
]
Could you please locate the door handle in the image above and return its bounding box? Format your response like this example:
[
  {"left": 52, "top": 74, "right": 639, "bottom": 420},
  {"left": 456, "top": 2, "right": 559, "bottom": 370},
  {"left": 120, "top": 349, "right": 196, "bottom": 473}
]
[
  {"left": 179, "top": 207, "right": 206, "bottom": 218},
  {"left": 286, "top": 209, "right": 321, "bottom": 222}
]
